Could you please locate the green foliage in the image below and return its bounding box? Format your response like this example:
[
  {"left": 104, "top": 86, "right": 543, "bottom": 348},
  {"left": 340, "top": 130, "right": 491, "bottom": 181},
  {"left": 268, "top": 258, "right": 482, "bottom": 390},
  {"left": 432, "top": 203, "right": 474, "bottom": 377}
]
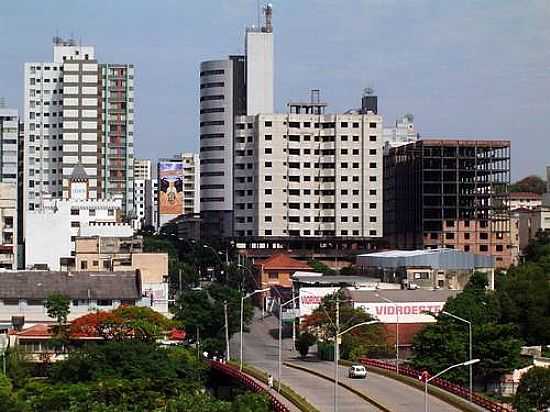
[
  {"left": 5, "top": 347, "right": 31, "bottom": 389},
  {"left": 231, "top": 392, "right": 270, "bottom": 412},
  {"left": 301, "top": 290, "right": 386, "bottom": 360},
  {"left": 49, "top": 341, "right": 205, "bottom": 384},
  {"left": 172, "top": 284, "right": 253, "bottom": 356},
  {"left": 509, "top": 175, "right": 546, "bottom": 194},
  {"left": 295, "top": 332, "right": 317, "bottom": 358},
  {"left": 513, "top": 367, "right": 550, "bottom": 411},
  {"left": 496, "top": 263, "right": 550, "bottom": 345},
  {"left": 309, "top": 260, "right": 337, "bottom": 276},
  {"left": 412, "top": 273, "right": 523, "bottom": 386},
  {"left": 45, "top": 293, "right": 71, "bottom": 324},
  {"left": 165, "top": 392, "right": 231, "bottom": 412}
]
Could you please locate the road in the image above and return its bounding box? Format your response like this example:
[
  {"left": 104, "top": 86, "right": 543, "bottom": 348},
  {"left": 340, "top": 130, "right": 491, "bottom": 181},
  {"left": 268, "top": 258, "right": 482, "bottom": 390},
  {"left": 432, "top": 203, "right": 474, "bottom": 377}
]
[{"left": 231, "top": 310, "right": 463, "bottom": 412}]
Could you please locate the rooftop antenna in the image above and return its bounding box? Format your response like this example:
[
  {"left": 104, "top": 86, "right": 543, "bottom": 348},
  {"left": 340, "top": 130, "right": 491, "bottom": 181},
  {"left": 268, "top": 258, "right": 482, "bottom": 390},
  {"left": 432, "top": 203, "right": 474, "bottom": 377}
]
[
  {"left": 257, "top": 0, "right": 261, "bottom": 29},
  {"left": 263, "top": 3, "right": 273, "bottom": 32}
]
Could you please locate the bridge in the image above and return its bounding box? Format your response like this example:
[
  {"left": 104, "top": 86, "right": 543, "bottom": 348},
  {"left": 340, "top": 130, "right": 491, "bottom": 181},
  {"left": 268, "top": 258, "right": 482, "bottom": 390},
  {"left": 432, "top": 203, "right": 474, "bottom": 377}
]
[{"left": 226, "top": 309, "right": 512, "bottom": 412}]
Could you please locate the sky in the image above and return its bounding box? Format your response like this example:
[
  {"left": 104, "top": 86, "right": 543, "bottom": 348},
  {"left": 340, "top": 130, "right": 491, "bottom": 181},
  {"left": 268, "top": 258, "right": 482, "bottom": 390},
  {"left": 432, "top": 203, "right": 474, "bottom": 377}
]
[{"left": 1, "top": 0, "right": 549, "bottom": 180}]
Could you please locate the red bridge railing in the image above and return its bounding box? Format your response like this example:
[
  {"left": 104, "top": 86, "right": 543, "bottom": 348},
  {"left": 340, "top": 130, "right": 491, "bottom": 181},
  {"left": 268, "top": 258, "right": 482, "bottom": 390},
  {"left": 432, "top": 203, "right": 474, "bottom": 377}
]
[
  {"left": 209, "top": 360, "right": 290, "bottom": 412},
  {"left": 358, "top": 358, "right": 513, "bottom": 412}
]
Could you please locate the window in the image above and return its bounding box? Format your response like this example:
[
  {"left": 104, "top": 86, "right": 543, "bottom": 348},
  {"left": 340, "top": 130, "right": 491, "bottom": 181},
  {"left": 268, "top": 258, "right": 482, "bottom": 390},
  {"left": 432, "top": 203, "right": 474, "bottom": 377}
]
[
  {"left": 353, "top": 162, "right": 359, "bottom": 169},
  {"left": 70, "top": 208, "right": 79, "bottom": 215},
  {"left": 445, "top": 233, "right": 455, "bottom": 240},
  {"left": 369, "top": 203, "right": 377, "bottom": 209},
  {"left": 369, "top": 162, "right": 377, "bottom": 168},
  {"left": 341, "top": 216, "right": 348, "bottom": 222},
  {"left": 369, "top": 189, "right": 376, "bottom": 195},
  {"left": 352, "top": 203, "right": 359, "bottom": 209},
  {"left": 464, "top": 245, "right": 470, "bottom": 252},
  {"left": 265, "top": 230, "right": 272, "bottom": 235},
  {"left": 341, "top": 149, "right": 348, "bottom": 155},
  {"left": 369, "top": 149, "right": 376, "bottom": 155},
  {"left": 265, "top": 176, "right": 272, "bottom": 181},
  {"left": 108, "top": 209, "right": 114, "bottom": 216},
  {"left": 369, "top": 122, "right": 377, "bottom": 128},
  {"left": 265, "top": 189, "right": 272, "bottom": 195},
  {"left": 369, "top": 230, "right": 377, "bottom": 236},
  {"left": 71, "top": 221, "right": 80, "bottom": 227},
  {"left": 496, "top": 245, "right": 504, "bottom": 252},
  {"left": 480, "top": 245, "right": 488, "bottom": 252},
  {"left": 369, "top": 216, "right": 376, "bottom": 223},
  {"left": 341, "top": 135, "right": 348, "bottom": 141},
  {"left": 265, "top": 121, "right": 272, "bottom": 127},
  {"left": 265, "top": 135, "right": 272, "bottom": 141},
  {"left": 480, "top": 232, "right": 488, "bottom": 240},
  {"left": 97, "top": 299, "right": 113, "bottom": 306},
  {"left": 353, "top": 135, "right": 359, "bottom": 142},
  {"left": 352, "top": 122, "right": 359, "bottom": 128},
  {"left": 265, "top": 216, "right": 272, "bottom": 222},
  {"left": 265, "top": 202, "right": 272, "bottom": 208},
  {"left": 265, "top": 162, "right": 272, "bottom": 167},
  {"left": 369, "top": 135, "right": 376, "bottom": 142},
  {"left": 464, "top": 233, "right": 470, "bottom": 240}
]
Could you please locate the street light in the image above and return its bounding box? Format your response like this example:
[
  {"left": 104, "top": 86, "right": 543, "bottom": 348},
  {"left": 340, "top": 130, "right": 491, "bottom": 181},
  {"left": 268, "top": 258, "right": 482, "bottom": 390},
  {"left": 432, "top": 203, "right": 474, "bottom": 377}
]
[
  {"left": 424, "top": 359, "right": 480, "bottom": 412},
  {"left": 441, "top": 310, "right": 473, "bottom": 401},
  {"left": 237, "top": 264, "right": 264, "bottom": 316},
  {"left": 240, "top": 288, "right": 270, "bottom": 371},
  {"left": 334, "top": 320, "right": 379, "bottom": 412},
  {"left": 376, "top": 293, "right": 399, "bottom": 374},
  {"left": 421, "top": 309, "right": 474, "bottom": 402},
  {"left": 278, "top": 295, "right": 299, "bottom": 392}
]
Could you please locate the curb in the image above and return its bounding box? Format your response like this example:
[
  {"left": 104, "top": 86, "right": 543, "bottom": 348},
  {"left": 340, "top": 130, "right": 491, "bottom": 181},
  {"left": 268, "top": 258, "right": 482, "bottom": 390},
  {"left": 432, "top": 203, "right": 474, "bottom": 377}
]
[
  {"left": 361, "top": 363, "right": 482, "bottom": 412},
  {"left": 284, "top": 362, "right": 391, "bottom": 412}
]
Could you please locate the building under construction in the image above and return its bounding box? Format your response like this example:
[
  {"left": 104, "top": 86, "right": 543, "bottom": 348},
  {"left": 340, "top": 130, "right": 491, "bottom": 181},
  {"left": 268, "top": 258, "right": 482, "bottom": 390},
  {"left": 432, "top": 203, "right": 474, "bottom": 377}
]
[{"left": 384, "top": 139, "right": 514, "bottom": 267}]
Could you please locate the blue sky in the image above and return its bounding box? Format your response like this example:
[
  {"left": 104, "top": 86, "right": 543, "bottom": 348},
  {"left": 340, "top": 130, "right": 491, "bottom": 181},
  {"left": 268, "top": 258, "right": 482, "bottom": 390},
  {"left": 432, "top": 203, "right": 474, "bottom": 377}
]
[{"left": 2, "top": 0, "right": 549, "bottom": 179}]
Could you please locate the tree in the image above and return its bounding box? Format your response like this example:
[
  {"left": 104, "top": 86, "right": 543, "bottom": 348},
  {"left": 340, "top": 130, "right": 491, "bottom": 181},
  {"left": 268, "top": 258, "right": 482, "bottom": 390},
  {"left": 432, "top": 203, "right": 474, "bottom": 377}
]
[
  {"left": 45, "top": 293, "right": 71, "bottom": 346},
  {"left": 172, "top": 284, "right": 253, "bottom": 356},
  {"left": 509, "top": 175, "right": 546, "bottom": 194},
  {"left": 70, "top": 306, "right": 175, "bottom": 342},
  {"left": 295, "top": 332, "right": 317, "bottom": 358},
  {"left": 309, "top": 260, "right": 337, "bottom": 276},
  {"left": 301, "top": 291, "right": 386, "bottom": 359},
  {"left": 231, "top": 392, "right": 270, "bottom": 412},
  {"left": 411, "top": 273, "right": 523, "bottom": 386},
  {"left": 513, "top": 367, "right": 550, "bottom": 412}
]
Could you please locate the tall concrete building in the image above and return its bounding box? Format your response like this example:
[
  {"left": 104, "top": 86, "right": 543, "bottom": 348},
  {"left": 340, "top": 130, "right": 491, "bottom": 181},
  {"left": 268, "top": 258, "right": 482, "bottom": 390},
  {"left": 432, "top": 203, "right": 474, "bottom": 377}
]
[
  {"left": 23, "top": 38, "right": 134, "bottom": 217},
  {"left": 0, "top": 105, "right": 20, "bottom": 183},
  {"left": 134, "top": 159, "right": 152, "bottom": 180},
  {"left": 233, "top": 94, "right": 383, "bottom": 240},
  {"left": 384, "top": 139, "right": 512, "bottom": 267},
  {"left": 199, "top": 4, "right": 274, "bottom": 239}
]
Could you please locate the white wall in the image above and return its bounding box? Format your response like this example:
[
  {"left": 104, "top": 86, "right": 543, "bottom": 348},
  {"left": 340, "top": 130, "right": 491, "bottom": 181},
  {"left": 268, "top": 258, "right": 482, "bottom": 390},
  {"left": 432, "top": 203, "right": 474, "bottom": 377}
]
[{"left": 246, "top": 31, "right": 274, "bottom": 115}]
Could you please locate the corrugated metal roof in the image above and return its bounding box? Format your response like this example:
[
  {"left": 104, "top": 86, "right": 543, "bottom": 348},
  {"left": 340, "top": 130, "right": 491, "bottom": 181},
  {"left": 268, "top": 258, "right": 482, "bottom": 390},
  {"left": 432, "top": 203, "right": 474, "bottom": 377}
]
[
  {"left": 356, "top": 248, "right": 495, "bottom": 270},
  {"left": 0, "top": 271, "right": 140, "bottom": 300}
]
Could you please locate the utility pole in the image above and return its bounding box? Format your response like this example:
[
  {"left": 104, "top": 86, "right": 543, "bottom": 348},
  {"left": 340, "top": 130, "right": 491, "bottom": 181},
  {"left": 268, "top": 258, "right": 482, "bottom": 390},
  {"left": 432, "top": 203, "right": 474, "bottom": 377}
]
[
  {"left": 224, "top": 301, "right": 230, "bottom": 361},
  {"left": 196, "top": 326, "right": 200, "bottom": 360},
  {"left": 334, "top": 297, "right": 340, "bottom": 412}
]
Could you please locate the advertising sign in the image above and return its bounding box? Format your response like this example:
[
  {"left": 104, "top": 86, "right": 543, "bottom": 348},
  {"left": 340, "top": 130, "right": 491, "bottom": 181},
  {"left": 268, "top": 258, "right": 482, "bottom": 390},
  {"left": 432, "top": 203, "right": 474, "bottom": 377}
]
[
  {"left": 299, "top": 287, "right": 339, "bottom": 318},
  {"left": 159, "top": 162, "right": 183, "bottom": 215},
  {"left": 354, "top": 301, "right": 444, "bottom": 324}
]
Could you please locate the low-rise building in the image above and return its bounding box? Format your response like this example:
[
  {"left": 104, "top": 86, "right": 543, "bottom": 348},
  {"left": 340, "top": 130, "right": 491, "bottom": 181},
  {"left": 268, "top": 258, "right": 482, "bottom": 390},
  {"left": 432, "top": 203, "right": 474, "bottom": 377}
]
[
  {"left": 356, "top": 248, "right": 496, "bottom": 290},
  {"left": 0, "top": 270, "right": 169, "bottom": 330},
  {"left": 509, "top": 192, "right": 542, "bottom": 211},
  {"left": 254, "top": 252, "right": 312, "bottom": 297}
]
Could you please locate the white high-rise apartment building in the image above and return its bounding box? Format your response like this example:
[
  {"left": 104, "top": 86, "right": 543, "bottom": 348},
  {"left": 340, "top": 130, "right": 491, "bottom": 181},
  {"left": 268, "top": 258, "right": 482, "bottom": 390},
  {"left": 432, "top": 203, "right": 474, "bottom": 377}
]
[
  {"left": 233, "top": 97, "right": 383, "bottom": 239},
  {"left": 0, "top": 105, "right": 20, "bottom": 183},
  {"left": 199, "top": 5, "right": 274, "bottom": 238},
  {"left": 134, "top": 159, "right": 152, "bottom": 180},
  {"left": 181, "top": 153, "right": 200, "bottom": 215},
  {"left": 23, "top": 38, "right": 134, "bottom": 217}
]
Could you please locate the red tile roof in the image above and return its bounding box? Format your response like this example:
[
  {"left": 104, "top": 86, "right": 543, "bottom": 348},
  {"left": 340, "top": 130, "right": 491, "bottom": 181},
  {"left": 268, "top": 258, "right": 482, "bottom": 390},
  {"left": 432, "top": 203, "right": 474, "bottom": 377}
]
[
  {"left": 255, "top": 253, "right": 312, "bottom": 271},
  {"left": 10, "top": 324, "right": 52, "bottom": 338},
  {"left": 509, "top": 192, "right": 542, "bottom": 200}
]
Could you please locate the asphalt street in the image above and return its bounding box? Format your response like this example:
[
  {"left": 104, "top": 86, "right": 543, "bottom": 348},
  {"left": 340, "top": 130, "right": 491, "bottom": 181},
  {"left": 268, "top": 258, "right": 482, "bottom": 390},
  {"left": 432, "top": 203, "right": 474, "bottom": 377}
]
[{"left": 231, "top": 310, "right": 466, "bottom": 412}]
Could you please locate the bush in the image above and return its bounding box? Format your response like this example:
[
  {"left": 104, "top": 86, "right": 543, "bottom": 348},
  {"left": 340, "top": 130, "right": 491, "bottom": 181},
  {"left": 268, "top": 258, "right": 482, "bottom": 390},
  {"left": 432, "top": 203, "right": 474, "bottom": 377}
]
[
  {"left": 295, "top": 332, "right": 317, "bottom": 358},
  {"left": 514, "top": 367, "right": 550, "bottom": 411}
]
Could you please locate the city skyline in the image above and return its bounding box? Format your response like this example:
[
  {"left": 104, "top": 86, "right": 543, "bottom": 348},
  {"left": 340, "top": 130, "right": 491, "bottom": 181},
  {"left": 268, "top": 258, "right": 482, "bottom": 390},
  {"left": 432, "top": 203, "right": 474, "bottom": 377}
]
[{"left": 1, "top": 0, "right": 549, "bottom": 179}]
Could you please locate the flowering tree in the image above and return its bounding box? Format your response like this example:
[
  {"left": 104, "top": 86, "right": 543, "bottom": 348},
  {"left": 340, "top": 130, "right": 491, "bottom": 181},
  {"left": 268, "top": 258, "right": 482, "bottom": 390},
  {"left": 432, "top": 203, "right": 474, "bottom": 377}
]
[{"left": 70, "top": 306, "right": 176, "bottom": 342}]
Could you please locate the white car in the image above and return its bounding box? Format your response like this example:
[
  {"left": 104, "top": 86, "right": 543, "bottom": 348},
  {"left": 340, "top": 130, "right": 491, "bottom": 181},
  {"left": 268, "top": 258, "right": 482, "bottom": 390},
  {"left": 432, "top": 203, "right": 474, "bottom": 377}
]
[{"left": 348, "top": 364, "right": 367, "bottom": 379}]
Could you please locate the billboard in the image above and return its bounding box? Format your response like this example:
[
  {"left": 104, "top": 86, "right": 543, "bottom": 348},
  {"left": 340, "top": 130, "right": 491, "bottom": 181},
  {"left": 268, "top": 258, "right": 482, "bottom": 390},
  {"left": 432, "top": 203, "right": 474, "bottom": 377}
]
[
  {"left": 159, "top": 162, "right": 183, "bottom": 216},
  {"left": 299, "top": 287, "right": 339, "bottom": 318},
  {"left": 353, "top": 301, "right": 444, "bottom": 324}
]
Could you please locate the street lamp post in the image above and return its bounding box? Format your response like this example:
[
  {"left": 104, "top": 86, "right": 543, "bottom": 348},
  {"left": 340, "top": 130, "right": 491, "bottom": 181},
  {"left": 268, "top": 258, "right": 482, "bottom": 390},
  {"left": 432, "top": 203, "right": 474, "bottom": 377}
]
[
  {"left": 424, "top": 359, "right": 480, "bottom": 412},
  {"left": 278, "top": 295, "right": 300, "bottom": 392},
  {"left": 203, "top": 244, "right": 225, "bottom": 280},
  {"left": 376, "top": 294, "right": 399, "bottom": 374},
  {"left": 442, "top": 310, "right": 473, "bottom": 401},
  {"left": 240, "top": 288, "right": 270, "bottom": 371}
]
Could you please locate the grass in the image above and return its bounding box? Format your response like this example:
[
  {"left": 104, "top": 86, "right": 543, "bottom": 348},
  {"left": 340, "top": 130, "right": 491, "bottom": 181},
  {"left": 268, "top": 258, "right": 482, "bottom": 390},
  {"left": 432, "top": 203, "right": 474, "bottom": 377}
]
[{"left": 227, "top": 361, "right": 319, "bottom": 412}]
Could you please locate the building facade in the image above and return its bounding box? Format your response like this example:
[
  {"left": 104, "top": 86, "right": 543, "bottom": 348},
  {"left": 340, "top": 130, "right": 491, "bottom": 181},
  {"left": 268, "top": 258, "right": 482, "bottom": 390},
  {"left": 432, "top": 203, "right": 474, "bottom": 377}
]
[
  {"left": 383, "top": 113, "right": 417, "bottom": 148},
  {"left": 0, "top": 106, "right": 19, "bottom": 183},
  {"left": 384, "top": 139, "right": 513, "bottom": 267},
  {"left": 232, "top": 97, "right": 383, "bottom": 239},
  {"left": 0, "top": 183, "right": 17, "bottom": 269},
  {"left": 199, "top": 6, "right": 273, "bottom": 239},
  {"left": 134, "top": 159, "right": 152, "bottom": 180},
  {"left": 23, "top": 38, "right": 134, "bottom": 218}
]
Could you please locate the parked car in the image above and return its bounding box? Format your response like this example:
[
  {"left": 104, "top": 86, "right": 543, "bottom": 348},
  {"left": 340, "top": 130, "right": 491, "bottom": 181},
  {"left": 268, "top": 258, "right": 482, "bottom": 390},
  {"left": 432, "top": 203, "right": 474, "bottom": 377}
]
[{"left": 348, "top": 364, "right": 367, "bottom": 379}]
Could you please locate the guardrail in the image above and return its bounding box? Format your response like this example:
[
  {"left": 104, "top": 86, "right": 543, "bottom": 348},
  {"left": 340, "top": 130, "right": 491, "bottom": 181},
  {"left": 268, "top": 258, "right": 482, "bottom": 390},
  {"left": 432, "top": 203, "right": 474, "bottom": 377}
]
[
  {"left": 209, "top": 360, "right": 290, "bottom": 412},
  {"left": 358, "top": 358, "right": 513, "bottom": 412}
]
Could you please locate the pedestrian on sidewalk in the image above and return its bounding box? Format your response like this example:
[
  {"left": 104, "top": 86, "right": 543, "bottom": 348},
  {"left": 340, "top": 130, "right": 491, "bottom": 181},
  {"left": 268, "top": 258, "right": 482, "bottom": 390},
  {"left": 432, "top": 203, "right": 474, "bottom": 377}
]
[{"left": 267, "top": 374, "right": 274, "bottom": 391}]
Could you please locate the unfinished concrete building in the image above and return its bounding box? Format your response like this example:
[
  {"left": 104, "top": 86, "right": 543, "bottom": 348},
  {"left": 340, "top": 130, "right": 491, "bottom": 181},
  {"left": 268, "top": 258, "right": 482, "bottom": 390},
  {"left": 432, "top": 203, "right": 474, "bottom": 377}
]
[{"left": 384, "top": 139, "right": 512, "bottom": 267}]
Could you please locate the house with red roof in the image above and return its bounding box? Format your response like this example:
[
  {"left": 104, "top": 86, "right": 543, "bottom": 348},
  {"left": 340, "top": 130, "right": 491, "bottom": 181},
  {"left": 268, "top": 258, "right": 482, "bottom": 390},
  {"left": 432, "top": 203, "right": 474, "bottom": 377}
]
[{"left": 254, "top": 252, "right": 312, "bottom": 298}]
